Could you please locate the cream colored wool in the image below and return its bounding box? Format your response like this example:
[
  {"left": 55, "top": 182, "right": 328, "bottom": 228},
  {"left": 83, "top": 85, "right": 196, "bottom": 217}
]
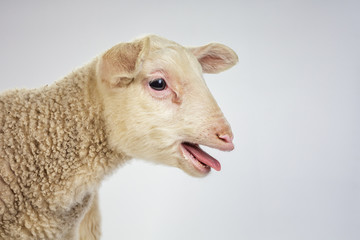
[{"left": 0, "top": 35, "right": 238, "bottom": 240}]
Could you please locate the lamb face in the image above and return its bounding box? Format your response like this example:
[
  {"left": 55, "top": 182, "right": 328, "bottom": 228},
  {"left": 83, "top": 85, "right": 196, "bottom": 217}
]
[{"left": 97, "top": 35, "right": 238, "bottom": 177}]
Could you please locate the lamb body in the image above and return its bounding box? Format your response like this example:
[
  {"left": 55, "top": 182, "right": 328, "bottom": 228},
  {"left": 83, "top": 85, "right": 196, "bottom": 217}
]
[{"left": 0, "top": 35, "right": 237, "bottom": 239}]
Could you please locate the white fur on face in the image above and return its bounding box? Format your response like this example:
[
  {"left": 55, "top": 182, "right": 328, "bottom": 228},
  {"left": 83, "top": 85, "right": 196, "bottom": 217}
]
[{"left": 98, "top": 36, "right": 235, "bottom": 177}]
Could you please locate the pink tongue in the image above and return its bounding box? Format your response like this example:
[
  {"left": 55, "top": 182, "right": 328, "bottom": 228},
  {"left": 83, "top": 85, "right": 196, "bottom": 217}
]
[{"left": 183, "top": 143, "right": 221, "bottom": 171}]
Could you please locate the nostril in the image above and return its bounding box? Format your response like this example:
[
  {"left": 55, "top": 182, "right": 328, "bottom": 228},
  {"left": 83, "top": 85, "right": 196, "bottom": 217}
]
[
  {"left": 218, "top": 134, "right": 233, "bottom": 144},
  {"left": 217, "top": 134, "right": 234, "bottom": 151}
]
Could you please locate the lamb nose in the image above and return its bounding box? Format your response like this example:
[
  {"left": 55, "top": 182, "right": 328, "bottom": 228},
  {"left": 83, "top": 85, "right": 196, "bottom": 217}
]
[
  {"left": 218, "top": 134, "right": 235, "bottom": 151},
  {"left": 218, "top": 134, "right": 232, "bottom": 143}
]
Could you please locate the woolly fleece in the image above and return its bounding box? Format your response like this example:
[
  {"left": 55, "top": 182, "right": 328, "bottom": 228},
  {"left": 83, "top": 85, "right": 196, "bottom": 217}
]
[{"left": 0, "top": 35, "right": 237, "bottom": 239}]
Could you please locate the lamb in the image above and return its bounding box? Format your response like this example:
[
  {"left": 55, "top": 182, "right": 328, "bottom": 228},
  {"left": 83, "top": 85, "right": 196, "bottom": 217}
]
[{"left": 0, "top": 35, "right": 238, "bottom": 240}]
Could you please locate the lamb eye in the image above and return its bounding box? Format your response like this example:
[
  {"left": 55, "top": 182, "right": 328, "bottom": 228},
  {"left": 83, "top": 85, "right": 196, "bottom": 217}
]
[{"left": 149, "top": 78, "right": 166, "bottom": 91}]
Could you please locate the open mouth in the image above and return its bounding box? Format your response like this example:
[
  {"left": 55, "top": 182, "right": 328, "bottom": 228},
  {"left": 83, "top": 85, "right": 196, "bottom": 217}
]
[{"left": 180, "top": 142, "right": 221, "bottom": 173}]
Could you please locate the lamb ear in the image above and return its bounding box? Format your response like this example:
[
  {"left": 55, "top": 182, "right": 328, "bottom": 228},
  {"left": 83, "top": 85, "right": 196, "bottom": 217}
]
[
  {"left": 98, "top": 37, "right": 150, "bottom": 87},
  {"left": 189, "top": 43, "right": 238, "bottom": 74}
]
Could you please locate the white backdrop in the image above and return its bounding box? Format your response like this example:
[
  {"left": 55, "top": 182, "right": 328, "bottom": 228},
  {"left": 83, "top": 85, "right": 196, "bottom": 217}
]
[{"left": 0, "top": 1, "right": 359, "bottom": 239}]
